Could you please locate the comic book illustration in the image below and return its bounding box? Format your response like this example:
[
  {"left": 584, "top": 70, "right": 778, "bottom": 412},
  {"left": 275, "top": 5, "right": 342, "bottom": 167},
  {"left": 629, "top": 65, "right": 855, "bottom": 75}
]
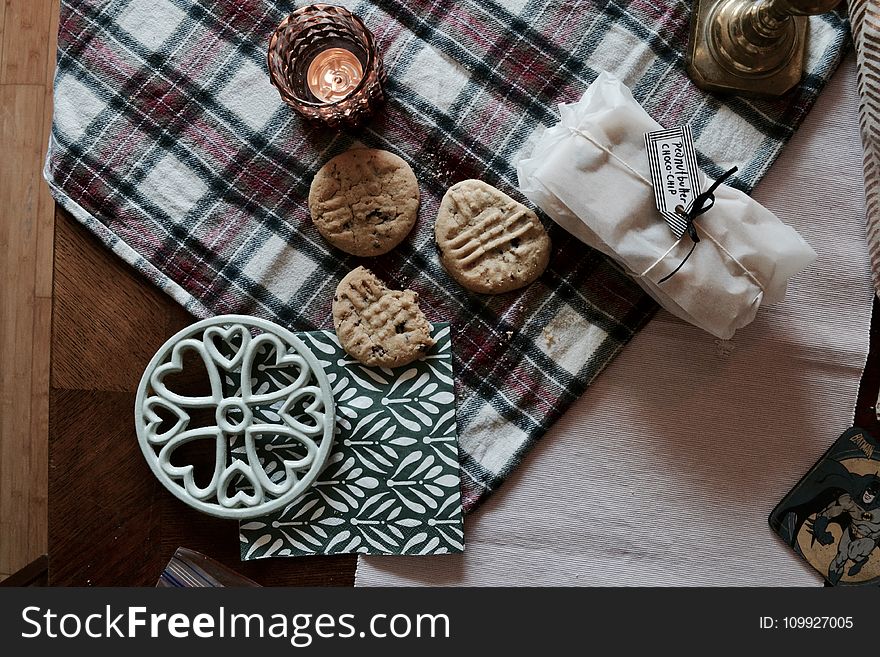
[{"left": 770, "top": 427, "right": 880, "bottom": 586}]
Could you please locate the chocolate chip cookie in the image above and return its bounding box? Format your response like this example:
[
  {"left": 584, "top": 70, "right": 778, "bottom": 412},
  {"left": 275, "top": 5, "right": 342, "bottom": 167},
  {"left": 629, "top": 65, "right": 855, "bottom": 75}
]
[
  {"left": 332, "top": 266, "right": 435, "bottom": 368},
  {"left": 309, "top": 149, "right": 420, "bottom": 257},
  {"left": 435, "top": 179, "right": 551, "bottom": 294}
]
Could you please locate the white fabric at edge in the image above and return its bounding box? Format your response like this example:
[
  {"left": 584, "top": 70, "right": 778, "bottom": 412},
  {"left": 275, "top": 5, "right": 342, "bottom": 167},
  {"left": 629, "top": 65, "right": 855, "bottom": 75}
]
[{"left": 354, "top": 55, "right": 872, "bottom": 586}]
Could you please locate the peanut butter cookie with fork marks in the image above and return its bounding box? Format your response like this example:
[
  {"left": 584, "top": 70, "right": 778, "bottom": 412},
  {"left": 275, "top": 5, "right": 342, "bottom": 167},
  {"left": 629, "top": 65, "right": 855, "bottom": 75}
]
[
  {"left": 435, "top": 180, "right": 550, "bottom": 294},
  {"left": 309, "top": 149, "right": 419, "bottom": 257},
  {"left": 332, "top": 266, "right": 435, "bottom": 368}
]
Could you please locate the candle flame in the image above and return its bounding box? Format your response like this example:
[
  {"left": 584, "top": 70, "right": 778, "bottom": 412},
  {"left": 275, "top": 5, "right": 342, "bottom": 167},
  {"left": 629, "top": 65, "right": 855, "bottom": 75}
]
[{"left": 306, "top": 47, "right": 364, "bottom": 103}]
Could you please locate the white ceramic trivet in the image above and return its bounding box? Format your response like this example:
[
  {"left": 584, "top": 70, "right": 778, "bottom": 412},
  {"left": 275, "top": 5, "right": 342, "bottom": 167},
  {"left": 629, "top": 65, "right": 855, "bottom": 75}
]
[{"left": 135, "top": 315, "right": 335, "bottom": 519}]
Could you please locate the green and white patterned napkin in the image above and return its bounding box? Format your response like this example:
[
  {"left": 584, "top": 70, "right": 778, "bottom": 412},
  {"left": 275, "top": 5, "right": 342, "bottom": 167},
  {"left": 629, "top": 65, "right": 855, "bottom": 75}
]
[{"left": 239, "top": 324, "right": 464, "bottom": 559}]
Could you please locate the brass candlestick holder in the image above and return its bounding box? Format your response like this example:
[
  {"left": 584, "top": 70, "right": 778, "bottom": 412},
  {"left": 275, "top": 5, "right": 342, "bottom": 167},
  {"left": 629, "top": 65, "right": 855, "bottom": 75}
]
[{"left": 687, "top": 0, "right": 841, "bottom": 97}]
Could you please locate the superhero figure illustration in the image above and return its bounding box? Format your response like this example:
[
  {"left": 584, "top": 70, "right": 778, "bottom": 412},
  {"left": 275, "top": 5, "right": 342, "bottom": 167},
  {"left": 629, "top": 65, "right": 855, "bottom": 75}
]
[
  {"left": 807, "top": 480, "right": 880, "bottom": 584},
  {"left": 769, "top": 428, "right": 880, "bottom": 586}
]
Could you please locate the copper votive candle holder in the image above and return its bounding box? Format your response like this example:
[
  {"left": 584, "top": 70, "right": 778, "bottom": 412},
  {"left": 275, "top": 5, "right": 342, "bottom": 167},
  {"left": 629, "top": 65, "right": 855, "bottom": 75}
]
[{"left": 267, "top": 4, "right": 387, "bottom": 129}]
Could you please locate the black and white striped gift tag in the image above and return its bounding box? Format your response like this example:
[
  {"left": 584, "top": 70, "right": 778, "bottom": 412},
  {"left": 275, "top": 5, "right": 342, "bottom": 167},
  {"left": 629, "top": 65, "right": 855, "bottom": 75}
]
[{"left": 645, "top": 126, "right": 702, "bottom": 239}]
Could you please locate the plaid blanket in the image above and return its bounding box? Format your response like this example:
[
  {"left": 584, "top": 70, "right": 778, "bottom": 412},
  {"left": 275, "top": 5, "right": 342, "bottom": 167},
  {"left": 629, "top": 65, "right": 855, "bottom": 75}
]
[{"left": 46, "top": 0, "right": 849, "bottom": 513}]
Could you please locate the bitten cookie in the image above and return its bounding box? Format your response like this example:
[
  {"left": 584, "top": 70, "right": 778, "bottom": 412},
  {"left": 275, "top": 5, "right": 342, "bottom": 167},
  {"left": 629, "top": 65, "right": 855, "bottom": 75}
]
[
  {"left": 309, "top": 149, "right": 420, "bottom": 257},
  {"left": 435, "top": 180, "right": 551, "bottom": 294},
  {"left": 332, "top": 266, "right": 435, "bottom": 368}
]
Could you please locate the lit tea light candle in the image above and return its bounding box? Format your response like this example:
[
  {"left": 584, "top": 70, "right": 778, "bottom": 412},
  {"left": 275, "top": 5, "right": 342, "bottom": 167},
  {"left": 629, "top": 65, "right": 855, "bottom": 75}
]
[
  {"left": 307, "top": 47, "right": 364, "bottom": 103},
  {"left": 267, "top": 5, "right": 386, "bottom": 129}
]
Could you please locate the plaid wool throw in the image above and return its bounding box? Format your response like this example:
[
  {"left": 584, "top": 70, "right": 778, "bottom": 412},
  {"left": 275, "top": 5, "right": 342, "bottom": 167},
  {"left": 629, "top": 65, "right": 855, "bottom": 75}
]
[{"left": 46, "top": 0, "right": 849, "bottom": 512}]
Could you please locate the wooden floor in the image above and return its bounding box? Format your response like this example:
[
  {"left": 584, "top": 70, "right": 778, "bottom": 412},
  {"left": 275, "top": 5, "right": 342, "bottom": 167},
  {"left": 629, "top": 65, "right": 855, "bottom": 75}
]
[
  {"left": 47, "top": 211, "right": 357, "bottom": 585},
  {"left": 0, "top": 0, "right": 59, "bottom": 579}
]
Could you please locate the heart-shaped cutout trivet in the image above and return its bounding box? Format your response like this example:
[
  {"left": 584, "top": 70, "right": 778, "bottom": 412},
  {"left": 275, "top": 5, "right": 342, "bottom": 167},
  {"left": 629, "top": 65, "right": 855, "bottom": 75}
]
[
  {"left": 204, "top": 324, "right": 251, "bottom": 370},
  {"left": 245, "top": 425, "right": 319, "bottom": 497},
  {"left": 278, "top": 385, "right": 327, "bottom": 438},
  {"left": 143, "top": 396, "right": 190, "bottom": 445},
  {"left": 158, "top": 428, "right": 226, "bottom": 502},
  {"left": 217, "top": 460, "right": 264, "bottom": 509},
  {"left": 135, "top": 315, "right": 335, "bottom": 520},
  {"left": 241, "top": 333, "right": 311, "bottom": 404},
  {"left": 149, "top": 339, "right": 223, "bottom": 408}
]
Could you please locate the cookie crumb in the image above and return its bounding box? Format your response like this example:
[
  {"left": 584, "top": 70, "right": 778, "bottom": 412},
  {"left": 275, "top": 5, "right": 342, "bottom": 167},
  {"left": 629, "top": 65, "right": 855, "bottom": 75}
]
[
  {"left": 714, "top": 339, "right": 735, "bottom": 358},
  {"left": 543, "top": 328, "right": 555, "bottom": 347}
]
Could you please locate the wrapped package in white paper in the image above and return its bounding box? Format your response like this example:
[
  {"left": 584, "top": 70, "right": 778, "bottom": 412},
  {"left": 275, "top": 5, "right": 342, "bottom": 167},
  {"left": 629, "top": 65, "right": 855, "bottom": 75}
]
[{"left": 517, "top": 71, "right": 817, "bottom": 339}]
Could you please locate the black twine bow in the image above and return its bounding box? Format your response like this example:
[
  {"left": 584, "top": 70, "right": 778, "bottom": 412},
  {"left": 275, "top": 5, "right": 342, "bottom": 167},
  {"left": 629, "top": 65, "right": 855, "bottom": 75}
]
[{"left": 658, "top": 166, "right": 739, "bottom": 284}]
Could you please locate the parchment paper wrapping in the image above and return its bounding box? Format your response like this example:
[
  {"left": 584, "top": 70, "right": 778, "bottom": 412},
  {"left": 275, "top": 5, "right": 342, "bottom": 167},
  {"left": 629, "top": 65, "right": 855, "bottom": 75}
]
[{"left": 517, "top": 72, "right": 817, "bottom": 339}]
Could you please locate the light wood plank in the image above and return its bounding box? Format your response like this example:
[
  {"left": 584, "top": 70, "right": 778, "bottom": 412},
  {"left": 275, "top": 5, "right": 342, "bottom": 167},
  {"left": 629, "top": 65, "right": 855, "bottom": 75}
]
[
  {"left": 0, "top": 2, "right": 7, "bottom": 76},
  {"left": 0, "top": 83, "right": 44, "bottom": 574},
  {"left": 26, "top": 0, "right": 59, "bottom": 565},
  {"left": 1, "top": 0, "right": 54, "bottom": 85},
  {"left": 35, "top": 0, "right": 58, "bottom": 298},
  {"left": 0, "top": 0, "right": 60, "bottom": 580},
  {"left": 44, "top": 0, "right": 57, "bottom": 81}
]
